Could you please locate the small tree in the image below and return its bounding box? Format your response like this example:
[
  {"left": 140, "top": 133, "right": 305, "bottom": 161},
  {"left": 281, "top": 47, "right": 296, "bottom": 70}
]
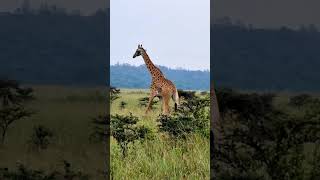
[
  {"left": 111, "top": 113, "right": 152, "bottom": 157},
  {"left": 61, "top": 160, "right": 90, "bottom": 180},
  {"left": 0, "top": 79, "right": 34, "bottom": 144},
  {"left": 289, "top": 94, "right": 312, "bottom": 108},
  {"left": 157, "top": 114, "right": 198, "bottom": 140},
  {"left": 177, "top": 89, "right": 196, "bottom": 100},
  {"left": 119, "top": 101, "right": 127, "bottom": 110},
  {"left": 178, "top": 93, "right": 210, "bottom": 120},
  {"left": 90, "top": 115, "right": 109, "bottom": 142},
  {"left": 138, "top": 97, "right": 158, "bottom": 109},
  {"left": 158, "top": 93, "right": 210, "bottom": 139},
  {"left": 110, "top": 86, "right": 120, "bottom": 103},
  {"left": 200, "top": 91, "right": 209, "bottom": 96},
  {"left": 29, "top": 125, "right": 54, "bottom": 150}
]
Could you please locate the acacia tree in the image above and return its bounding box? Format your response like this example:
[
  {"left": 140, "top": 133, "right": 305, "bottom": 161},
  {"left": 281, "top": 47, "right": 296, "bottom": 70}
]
[
  {"left": 0, "top": 79, "right": 34, "bottom": 144},
  {"left": 111, "top": 113, "right": 152, "bottom": 157}
]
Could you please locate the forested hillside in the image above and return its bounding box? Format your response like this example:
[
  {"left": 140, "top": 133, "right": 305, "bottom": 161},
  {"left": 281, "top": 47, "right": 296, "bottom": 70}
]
[
  {"left": 212, "top": 18, "right": 320, "bottom": 91},
  {"left": 110, "top": 64, "right": 210, "bottom": 90},
  {"left": 0, "top": 7, "right": 109, "bottom": 86}
]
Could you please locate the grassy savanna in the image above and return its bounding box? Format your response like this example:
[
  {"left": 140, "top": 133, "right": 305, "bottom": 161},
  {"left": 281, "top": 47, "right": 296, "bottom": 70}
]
[
  {"left": 0, "top": 85, "right": 107, "bottom": 179},
  {"left": 110, "top": 89, "right": 210, "bottom": 180}
]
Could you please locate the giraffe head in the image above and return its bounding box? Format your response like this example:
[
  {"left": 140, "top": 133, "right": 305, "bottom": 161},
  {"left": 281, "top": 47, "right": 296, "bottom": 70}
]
[{"left": 133, "top": 44, "right": 145, "bottom": 58}]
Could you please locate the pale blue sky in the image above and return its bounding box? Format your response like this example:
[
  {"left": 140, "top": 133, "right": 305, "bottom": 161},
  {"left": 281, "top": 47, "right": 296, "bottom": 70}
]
[{"left": 110, "top": 0, "right": 210, "bottom": 71}]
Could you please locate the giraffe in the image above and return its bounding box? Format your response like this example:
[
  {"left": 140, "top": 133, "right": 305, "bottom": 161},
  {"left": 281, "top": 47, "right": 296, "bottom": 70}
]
[{"left": 133, "top": 44, "right": 180, "bottom": 115}]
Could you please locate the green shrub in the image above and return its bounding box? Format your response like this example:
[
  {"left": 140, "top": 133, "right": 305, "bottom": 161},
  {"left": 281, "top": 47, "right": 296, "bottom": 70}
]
[
  {"left": 111, "top": 113, "right": 153, "bottom": 157},
  {"left": 177, "top": 89, "right": 196, "bottom": 100},
  {"left": 157, "top": 114, "right": 200, "bottom": 139},
  {"left": 178, "top": 93, "right": 210, "bottom": 120},
  {"left": 138, "top": 97, "right": 158, "bottom": 109},
  {"left": 110, "top": 86, "right": 120, "bottom": 103},
  {"left": 0, "top": 163, "right": 57, "bottom": 180},
  {"left": 289, "top": 94, "right": 313, "bottom": 107},
  {"left": 119, "top": 101, "right": 127, "bottom": 110},
  {"left": 200, "top": 91, "right": 209, "bottom": 96},
  {"left": 213, "top": 89, "right": 320, "bottom": 179},
  {"left": 0, "top": 161, "right": 90, "bottom": 180},
  {"left": 89, "top": 115, "right": 108, "bottom": 143},
  {"left": 61, "top": 160, "right": 90, "bottom": 180},
  {"left": 29, "top": 125, "right": 54, "bottom": 150},
  {"left": 157, "top": 92, "right": 210, "bottom": 139}
]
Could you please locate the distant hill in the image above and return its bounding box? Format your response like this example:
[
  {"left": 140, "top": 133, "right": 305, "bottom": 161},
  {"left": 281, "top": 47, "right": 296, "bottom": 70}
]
[{"left": 111, "top": 64, "right": 210, "bottom": 90}]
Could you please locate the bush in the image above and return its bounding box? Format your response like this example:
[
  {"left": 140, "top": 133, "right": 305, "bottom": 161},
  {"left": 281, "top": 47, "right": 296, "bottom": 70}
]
[
  {"left": 138, "top": 97, "right": 158, "bottom": 109},
  {"left": 0, "top": 161, "right": 90, "bottom": 180},
  {"left": 200, "top": 91, "right": 209, "bottom": 96},
  {"left": 90, "top": 115, "right": 109, "bottom": 143},
  {"left": 119, "top": 101, "right": 127, "bottom": 110},
  {"left": 215, "top": 88, "right": 274, "bottom": 119},
  {"left": 213, "top": 89, "right": 320, "bottom": 179},
  {"left": 111, "top": 113, "right": 153, "bottom": 157},
  {"left": 178, "top": 93, "right": 210, "bottom": 120},
  {"left": 61, "top": 160, "right": 90, "bottom": 180},
  {"left": 0, "top": 163, "right": 57, "bottom": 180},
  {"left": 177, "top": 89, "right": 196, "bottom": 100},
  {"left": 157, "top": 114, "right": 203, "bottom": 139},
  {"left": 157, "top": 92, "right": 210, "bottom": 139},
  {"left": 289, "top": 94, "right": 312, "bottom": 107},
  {"left": 110, "top": 86, "right": 120, "bottom": 103},
  {"left": 29, "top": 125, "right": 54, "bottom": 150}
]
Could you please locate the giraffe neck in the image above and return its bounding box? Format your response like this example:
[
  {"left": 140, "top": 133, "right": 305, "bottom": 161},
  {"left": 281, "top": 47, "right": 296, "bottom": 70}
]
[{"left": 141, "top": 51, "right": 158, "bottom": 77}]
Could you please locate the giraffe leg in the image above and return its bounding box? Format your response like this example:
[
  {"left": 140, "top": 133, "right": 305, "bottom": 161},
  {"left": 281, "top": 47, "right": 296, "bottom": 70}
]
[
  {"left": 145, "top": 87, "right": 158, "bottom": 114},
  {"left": 145, "top": 95, "right": 156, "bottom": 114},
  {"left": 162, "top": 91, "right": 170, "bottom": 115}
]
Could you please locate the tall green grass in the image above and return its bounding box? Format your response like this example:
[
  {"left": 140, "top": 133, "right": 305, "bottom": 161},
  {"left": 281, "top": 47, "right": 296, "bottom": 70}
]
[
  {"left": 0, "top": 86, "right": 209, "bottom": 179},
  {"left": 110, "top": 89, "right": 210, "bottom": 179}
]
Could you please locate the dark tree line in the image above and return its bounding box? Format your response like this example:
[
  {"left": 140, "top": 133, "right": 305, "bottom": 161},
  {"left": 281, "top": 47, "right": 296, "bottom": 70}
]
[
  {"left": 212, "top": 18, "right": 320, "bottom": 91},
  {"left": 0, "top": 7, "right": 109, "bottom": 86}
]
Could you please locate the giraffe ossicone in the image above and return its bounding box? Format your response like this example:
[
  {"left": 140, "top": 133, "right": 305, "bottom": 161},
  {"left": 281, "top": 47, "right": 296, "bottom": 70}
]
[{"left": 133, "top": 45, "right": 180, "bottom": 115}]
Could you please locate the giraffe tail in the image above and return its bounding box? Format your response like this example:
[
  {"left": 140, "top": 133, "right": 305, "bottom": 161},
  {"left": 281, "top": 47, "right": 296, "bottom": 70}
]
[{"left": 174, "top": 88, "right": 180, "bottom": 111}]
